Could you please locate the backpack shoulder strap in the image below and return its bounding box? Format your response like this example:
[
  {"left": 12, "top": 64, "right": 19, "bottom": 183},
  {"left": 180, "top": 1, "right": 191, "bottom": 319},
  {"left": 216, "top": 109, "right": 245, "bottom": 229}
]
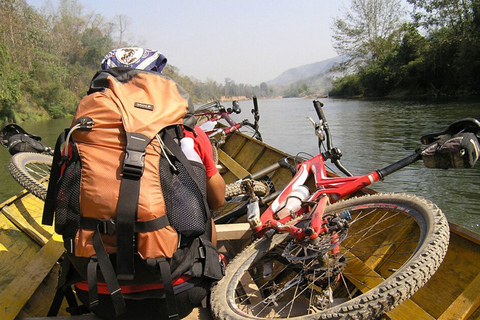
[{"left": 43, "top": 129, "right": 69, "bottom": 225}]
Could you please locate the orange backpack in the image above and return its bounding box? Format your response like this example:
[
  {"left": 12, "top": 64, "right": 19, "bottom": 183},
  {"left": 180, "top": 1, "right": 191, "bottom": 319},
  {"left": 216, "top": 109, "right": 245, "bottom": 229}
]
[{"left": 43, "top": 68, "right": 223, "bottom": 318}]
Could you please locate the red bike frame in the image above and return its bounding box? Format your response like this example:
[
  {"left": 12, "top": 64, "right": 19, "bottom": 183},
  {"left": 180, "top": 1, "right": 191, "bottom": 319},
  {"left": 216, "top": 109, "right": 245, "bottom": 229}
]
[
  {"left": 250, "top": 100, "right": 425, "bottom": 244},
  {"left": 196, "top": 108, "right": 243, "bottom": 137},
  {"left": 195, "top": 99, "right": 262, "bottom": 142},
  {"left": 253, "top": 154, "right": 381, "bottom": 239}
]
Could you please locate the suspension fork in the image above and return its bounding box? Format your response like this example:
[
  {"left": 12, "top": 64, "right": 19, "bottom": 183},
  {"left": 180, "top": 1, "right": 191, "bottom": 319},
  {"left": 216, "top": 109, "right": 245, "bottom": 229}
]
[{"left": 307, "top": 193, "right": 329, "bottom": 240}]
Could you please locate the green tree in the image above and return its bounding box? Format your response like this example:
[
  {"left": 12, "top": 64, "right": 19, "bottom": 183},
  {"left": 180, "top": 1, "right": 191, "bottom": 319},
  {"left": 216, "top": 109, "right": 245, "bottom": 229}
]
[
  {"left": 329, "top": 74, "right": 363, "bottom": 97},
  {"left": 332, "top": 0, "right": 407, "bottom": 69},
  {"left": 407, "top": 0, "right": 480, "bottom": 94}
]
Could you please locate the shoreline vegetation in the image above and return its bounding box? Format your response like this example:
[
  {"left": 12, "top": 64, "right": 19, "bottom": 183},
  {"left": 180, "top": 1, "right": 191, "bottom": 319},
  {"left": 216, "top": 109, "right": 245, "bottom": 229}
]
[{"left": 1, "top": 0, "right": 479, "bottom": 125}]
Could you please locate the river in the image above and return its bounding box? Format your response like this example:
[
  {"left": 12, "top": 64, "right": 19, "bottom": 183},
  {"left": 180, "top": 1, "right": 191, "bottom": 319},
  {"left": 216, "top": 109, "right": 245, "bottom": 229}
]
[{"left": 1, "top": 97, "right": 479, "bottom": 233}]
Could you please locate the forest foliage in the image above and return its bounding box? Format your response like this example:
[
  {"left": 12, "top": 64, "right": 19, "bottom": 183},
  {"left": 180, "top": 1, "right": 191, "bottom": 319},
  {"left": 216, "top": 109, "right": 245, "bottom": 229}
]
[
  {"left": 2, "top": 0, "right": 479, "bottom": 123},
  {"left": 329, "top": 0, "right": 480, "bottom": 98},
  {"left": 0, "top": 0, "right": 272, "bottom": 123}
]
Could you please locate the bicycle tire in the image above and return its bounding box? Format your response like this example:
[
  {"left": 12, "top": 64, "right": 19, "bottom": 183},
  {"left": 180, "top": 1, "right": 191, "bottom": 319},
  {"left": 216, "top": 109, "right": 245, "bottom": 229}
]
[
  {"left": 225, "top": 180, "right": 269, "bottom": 199},
  {"left": 211, "top": 193, "right": 449, "bottom": 319},
  {"left": 9, "top": 152, "right": 52, "bottom": 200},
  {"left": 212, "top": 142, "right": 219, "bottom": 165}
]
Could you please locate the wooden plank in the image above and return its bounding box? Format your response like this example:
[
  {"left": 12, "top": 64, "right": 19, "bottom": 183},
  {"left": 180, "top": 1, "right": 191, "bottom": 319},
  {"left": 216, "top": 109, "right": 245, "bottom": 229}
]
[
  {"left": 1, "top": 206, "right": 48, "bottom": 246},
  {"left": 345, "top": 252, "right": 435, "bottom": 320},
  {"left": 409, "top": 231, "right": 480, "bottom": 318},
  {"left": 222, "top": 134, "right": 248, "bottom": 158},
  {"left": 0, "top": 234, "right": 64, "bottom": 320},
  {"left": 364, "top": 222, "right": 416, "bottom": 271},
  {"left": 449, "top": 221, "right": 480, "bottom": 246},
  {"left": 7, "top": 192, "right": 54, "bottom": 239},
  {"left": 438, "top": 272, "right": 480, "bottom": 320},
  {"left": 216, "top": 223, "right": 252, "bottom": 241},
  {"left": 218, "top": 149, "right": 250, "bottom": 179},
  {"left": 386, "top": 300, "right": 435, "bottom": 320},
  {"left": 232, "top": 140, "right": 266, "bottom": 173}
]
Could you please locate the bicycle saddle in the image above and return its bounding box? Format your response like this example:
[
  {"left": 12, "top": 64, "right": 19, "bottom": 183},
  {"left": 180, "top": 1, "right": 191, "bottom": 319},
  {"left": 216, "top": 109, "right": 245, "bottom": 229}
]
[
  {"left": 1, "top": 123, "right": 41, "bottom": 147},
  {"left": 420, "top": 118, "right": 480, "bottom": 145}
]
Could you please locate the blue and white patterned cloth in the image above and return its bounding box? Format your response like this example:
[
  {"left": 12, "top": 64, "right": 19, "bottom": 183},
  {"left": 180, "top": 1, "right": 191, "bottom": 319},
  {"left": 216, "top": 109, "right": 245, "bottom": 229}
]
[{"left": 101, "top": 48, "right": 167, "bottom": 73}]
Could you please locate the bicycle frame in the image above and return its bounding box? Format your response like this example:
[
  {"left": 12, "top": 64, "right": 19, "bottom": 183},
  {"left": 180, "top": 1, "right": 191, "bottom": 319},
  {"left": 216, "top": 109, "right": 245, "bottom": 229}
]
[
  {"left": 195, "top": 98, "right": 262, "bottom": 142},
  {"left": 197, "top": 107, "right": 243, "bottom": 137},
  {"left": 249, "top": 100, "right": 425, "bottom": 241}
]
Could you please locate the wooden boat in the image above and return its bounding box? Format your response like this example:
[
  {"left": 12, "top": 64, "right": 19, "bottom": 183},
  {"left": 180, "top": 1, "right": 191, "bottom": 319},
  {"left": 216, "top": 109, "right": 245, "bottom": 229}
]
[{"left": 1, "top": 130, "right": 480, "bottom": 320}]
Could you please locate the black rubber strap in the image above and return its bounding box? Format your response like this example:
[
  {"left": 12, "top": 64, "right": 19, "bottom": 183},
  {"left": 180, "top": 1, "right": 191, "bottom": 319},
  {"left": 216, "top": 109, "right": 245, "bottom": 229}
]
[{"left": 135, "top": 216, "right": 170, "bottom": 232}]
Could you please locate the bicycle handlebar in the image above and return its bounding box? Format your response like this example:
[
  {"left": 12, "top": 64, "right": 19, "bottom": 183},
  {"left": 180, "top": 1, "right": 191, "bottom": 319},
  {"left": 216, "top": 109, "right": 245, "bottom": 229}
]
[{"left": 312, "top": 100, "right": 352, "bottom": 177}]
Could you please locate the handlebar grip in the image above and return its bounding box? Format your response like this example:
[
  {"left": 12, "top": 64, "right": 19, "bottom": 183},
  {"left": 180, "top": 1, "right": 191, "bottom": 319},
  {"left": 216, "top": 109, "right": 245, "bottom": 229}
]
[
  {"left": 253, "top": 96, "right": 259, "bottom": 114},
  {"left": 313, "top": 100, "right": 326, "bottom": 122}
]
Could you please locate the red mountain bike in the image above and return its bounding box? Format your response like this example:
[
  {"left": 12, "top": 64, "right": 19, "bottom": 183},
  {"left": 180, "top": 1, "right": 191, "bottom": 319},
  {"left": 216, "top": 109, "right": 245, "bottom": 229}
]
[
  {"left": 194, "top": 98, "right": 262, "bottom": 147},
  {"left": 211, "top": 100, "right": 480, "bottom": 319}
]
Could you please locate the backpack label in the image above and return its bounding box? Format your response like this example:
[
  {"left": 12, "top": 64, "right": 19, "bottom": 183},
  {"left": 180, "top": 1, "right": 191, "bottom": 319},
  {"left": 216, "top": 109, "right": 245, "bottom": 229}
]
[{"left": 134, "top": 101, "right": 154, "bottom": 111}]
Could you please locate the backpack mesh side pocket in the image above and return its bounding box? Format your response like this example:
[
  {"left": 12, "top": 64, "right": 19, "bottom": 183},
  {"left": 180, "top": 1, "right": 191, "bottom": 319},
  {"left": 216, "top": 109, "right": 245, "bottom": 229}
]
[
  {"left": 160, "top": 156, "right": 207, "bottom": 237},
  {"left": 55, "top": 159, "right": 82, "bottom": 237}
]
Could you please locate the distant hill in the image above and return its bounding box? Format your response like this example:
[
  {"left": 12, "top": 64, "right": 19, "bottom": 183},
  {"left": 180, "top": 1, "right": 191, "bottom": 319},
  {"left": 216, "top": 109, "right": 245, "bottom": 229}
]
[{"left": 266, "top": 56, "right": 344, "bottom": 86}]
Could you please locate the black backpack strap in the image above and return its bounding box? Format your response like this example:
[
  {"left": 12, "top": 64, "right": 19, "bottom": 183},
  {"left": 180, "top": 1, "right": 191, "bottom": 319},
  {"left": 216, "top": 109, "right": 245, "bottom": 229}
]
[
  {"left": 90, "top": 226, "right": 126, "bottom": 316},
  {"left": 47, "top": 257, "right": 79, "bottom": 316},
  {"left": 116, "top": 132, "right": 149, "bottom": 280},
  {"left": 80, "top": 215, "right": 170, "bottom": 235},
  {"left": 43, "top": 129, "right": 69, "bottom": 225},
  {"left": 147, "top": 257, "right": 179, "bottom": 320}
]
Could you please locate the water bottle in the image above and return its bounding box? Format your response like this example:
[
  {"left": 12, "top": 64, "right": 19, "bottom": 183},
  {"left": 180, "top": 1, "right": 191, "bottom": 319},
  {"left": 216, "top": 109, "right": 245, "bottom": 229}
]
[
  {"left": 180, "top": 137, "right": 202, "bottom": 163},
  {"left": 247, "top": 200, "right": 261, "bottom": 229},
  {"left": 275, "top": 185, "right": 310, "bottom": 219}
]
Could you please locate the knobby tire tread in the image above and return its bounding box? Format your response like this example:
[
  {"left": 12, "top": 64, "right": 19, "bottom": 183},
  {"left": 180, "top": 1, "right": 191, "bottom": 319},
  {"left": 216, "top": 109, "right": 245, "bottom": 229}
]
[
  {"left": 211, "top": 193, "right": 449, "bottom": 320},
  {"left": 9, "top": 152, "right": 52, "bottom": 200},
  {"left": 225, "top": 180, "right": 269, "bottom": 199}
]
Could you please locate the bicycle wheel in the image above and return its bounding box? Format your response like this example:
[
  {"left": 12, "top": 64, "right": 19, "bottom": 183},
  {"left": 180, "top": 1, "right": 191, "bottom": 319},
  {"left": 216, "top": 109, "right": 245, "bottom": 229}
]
[
  {"left": 9, "top": 152, "right": 52, "bottom": 200},
  {"left": 211, "top": 193, "right": 449, "bottom": 319}
]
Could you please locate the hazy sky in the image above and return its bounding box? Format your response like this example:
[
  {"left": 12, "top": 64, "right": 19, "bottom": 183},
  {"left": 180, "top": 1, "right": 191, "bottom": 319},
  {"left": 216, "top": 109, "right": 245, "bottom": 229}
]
[{"left": 27, "top": 0, "right": 347, "bottom": 85}]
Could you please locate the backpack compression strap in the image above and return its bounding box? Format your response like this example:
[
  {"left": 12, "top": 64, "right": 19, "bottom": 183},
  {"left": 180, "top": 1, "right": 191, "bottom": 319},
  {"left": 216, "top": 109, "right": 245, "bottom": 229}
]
[{"left": 116, "top": 132, "right": 150, "bottom": 280}]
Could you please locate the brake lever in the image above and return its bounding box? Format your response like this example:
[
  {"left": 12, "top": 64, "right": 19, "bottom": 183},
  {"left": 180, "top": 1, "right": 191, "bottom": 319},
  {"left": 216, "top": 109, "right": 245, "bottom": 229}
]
[{"left": 308, "top": 117, "right": 325, "bottom": 141}]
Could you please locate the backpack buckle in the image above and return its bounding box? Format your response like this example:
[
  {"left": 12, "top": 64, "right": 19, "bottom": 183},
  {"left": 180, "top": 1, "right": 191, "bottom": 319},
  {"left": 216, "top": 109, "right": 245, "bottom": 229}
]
[
  {"left": 99, "top": 219, "right": 116, "bottom": 235},
  {"left": 122, "top": 149, "right": 145, "bottom": 178}
]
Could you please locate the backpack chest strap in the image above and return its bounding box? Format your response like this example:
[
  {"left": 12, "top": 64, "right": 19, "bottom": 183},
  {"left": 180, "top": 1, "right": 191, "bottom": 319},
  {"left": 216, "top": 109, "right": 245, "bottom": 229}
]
[{"left": 80, "top": 215, "right": 170, "bottom": 235}]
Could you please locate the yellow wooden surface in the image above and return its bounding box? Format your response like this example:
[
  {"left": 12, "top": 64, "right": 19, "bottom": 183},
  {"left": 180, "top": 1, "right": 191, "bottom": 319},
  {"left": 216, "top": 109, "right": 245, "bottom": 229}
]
[
  {"left": 0, "top": 192, "right": 63, "bottom": 319},
  {"left": 2, "top": 205, "right": 48, "bottom": 246},
  {"left": 216, "top": 222, "right": 252, "bottom": 241},
  {"left": 345, "top": 250, "right": 436, "bottom": 320},
  {"left": 405, "top": 230, "right": 480, "bottom": 319},
  {"left": 438, "top": 272, "right": 480, "bottom": 320},
  {"left": 218, "top": 148, "right": 250, "bottom": 179},
  {"left": 0, "top": 234, "right": 64, "bottom": 320}
]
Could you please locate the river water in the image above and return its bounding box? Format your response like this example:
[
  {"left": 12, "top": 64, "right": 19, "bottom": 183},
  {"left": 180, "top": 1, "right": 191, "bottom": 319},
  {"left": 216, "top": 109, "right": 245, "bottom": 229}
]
[{"left": 1, "top": 97, "right": 479, "bottom": 233}]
